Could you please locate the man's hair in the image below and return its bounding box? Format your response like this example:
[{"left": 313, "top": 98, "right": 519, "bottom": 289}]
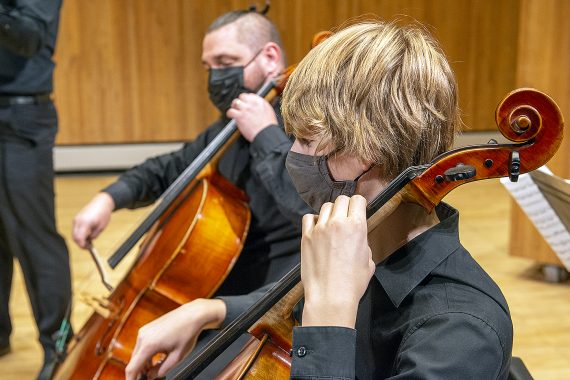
[
  {"left": 282, "top": 21, "right": 461, "bottom": 180},
  {"left": 207, "top": 11, "right": 285, "bottom": 61}
]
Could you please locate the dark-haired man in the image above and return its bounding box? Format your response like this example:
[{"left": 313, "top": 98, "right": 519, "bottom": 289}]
[{"left": 75, "top": 11, "right": 310, "bottom": 378}]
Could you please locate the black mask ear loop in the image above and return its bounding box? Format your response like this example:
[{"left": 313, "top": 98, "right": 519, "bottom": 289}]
[
  {"left": 244, "top": 48, "right": 264, "bottom": 69},
  {"left": 353, "top": 164, "right": 375, "bottom": 182},
  {"left": 242, "top": 47, "right": 270, "bottom": 94},
  {"left": 324, "top": 149, "right": 375, "bottom": 183}
]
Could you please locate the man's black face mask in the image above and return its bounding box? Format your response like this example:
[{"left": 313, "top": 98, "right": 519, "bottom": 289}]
[
  {"left": 207, "top": 66, "right": 248, "bottom": 114},
  {"left": 207, "top": 49, "right": 262, "bottom": 114}
]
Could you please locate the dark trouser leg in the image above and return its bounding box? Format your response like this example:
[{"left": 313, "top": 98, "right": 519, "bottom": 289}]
[
  {"left": 0, "top": 181, "right": 14, "bottom": 349},
  {"left": 0, "top": 103, "right": 72, "bottom": 355}
]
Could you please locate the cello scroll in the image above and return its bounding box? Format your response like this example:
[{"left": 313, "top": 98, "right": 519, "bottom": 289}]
[{"left": 404, "top": 88, "right": 564, "bottom": 211}]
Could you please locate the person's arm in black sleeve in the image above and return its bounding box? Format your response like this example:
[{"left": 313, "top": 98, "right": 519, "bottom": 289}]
[
  {"left": 0, "top": 0, "right": 61, "bottom": 57},
  {"left": 104, "top": 124, "right": 220, "bottom": 210},
  {"left": 216, "top": 283, "right": 275, "bottom": 327},
  {"left": 290, "top": 326, "right": 356, "bottom": 380},
  {"left": 291, "top": 312, "right": 510, "bottom": 379},
  {"left": 249, "top": 124, "right": 312, "bottom": 225}
]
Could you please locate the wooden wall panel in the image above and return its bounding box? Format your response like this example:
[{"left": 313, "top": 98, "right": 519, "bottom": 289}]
[
  {"left": 54, "top": 0, "right": 211, "bottom": 144},
  {"left": 271, "top": 0, "right": 520, "bottom": 135},
  {"left": 53, "top": 0, "right": 521, "bottom": 144},
  {"left": 509, "top": 0, "right": 570, "bottom": 265}
]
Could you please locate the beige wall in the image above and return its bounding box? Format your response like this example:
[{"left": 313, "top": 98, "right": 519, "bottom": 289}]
[{"left": 53, "top": 0, "right": 524, "bottom": 144}]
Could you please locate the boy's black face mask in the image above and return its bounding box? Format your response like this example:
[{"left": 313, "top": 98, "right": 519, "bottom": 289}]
[{"left": 285, "top": 150, "right": 371, "bottom": 212}]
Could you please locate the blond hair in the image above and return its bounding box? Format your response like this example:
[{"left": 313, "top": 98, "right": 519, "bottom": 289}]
[{"left": 282, "top": 21, "right": 461, "bottom": 179}]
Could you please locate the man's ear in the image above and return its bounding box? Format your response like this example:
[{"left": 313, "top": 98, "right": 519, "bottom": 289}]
[{"left": 260, "top": 42, "right": 282, "bottom": 77}]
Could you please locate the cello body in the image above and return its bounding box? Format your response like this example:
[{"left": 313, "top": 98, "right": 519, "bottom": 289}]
[
  {"left": 54, "top": 172, "right": 250, "bottom": 379},
  {"left": 214, "top": 284, "right": 302, "bottom": 379}
]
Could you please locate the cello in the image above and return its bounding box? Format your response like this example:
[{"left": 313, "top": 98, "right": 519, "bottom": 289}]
[
  {"left": 167, "top": 87, "right": 565, "bottom": 379},
  {"left": 52, "top": 63, "right": 295, "bottom": 380}
]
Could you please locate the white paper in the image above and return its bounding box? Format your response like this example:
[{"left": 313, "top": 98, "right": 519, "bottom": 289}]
[{"left": 500, "top": 166, "right": 570, "bottom": 271}]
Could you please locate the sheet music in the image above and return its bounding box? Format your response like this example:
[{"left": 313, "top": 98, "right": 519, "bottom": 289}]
[{"left": 500, "top": 166, "right": 570, "bottom": 271}]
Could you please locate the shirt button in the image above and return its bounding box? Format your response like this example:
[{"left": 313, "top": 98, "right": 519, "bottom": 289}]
[{"left": 296, "top": 346, "right": 307, "bottom": 357}]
